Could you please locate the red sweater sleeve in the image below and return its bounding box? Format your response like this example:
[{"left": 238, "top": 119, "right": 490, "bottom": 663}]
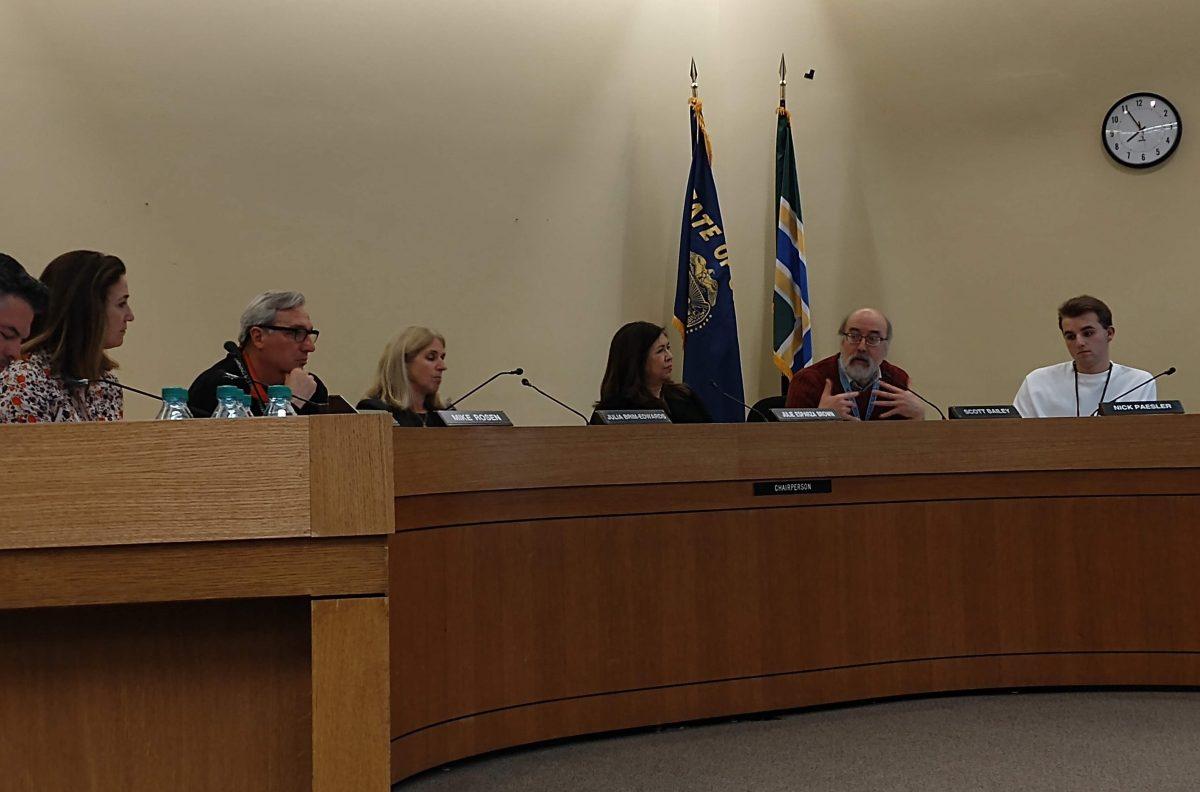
[{"left": 785, "top": 355, "right": 839, "bottom": 407}]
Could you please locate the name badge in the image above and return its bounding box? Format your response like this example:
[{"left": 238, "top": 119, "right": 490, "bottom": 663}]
[
  {"left": 433, "top": 410, "right": 513, "bottom": 426},
  {"left": 591, "top": 409, "right": 671, "bottom": 424},
  {"left": 770, "top": 407, "right": 838, "bottom": 422},
  {"left": 1097, "top": 400, "right": 1184, "bottom": 416},
  {"left": 753, "top": 479, "right": 833, "bottom": 496},
  {"left": 948, "top": 405, "right": 1021, "bottom": 419}
]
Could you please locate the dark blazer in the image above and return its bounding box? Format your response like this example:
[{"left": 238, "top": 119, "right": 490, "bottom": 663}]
[
  {"left": 356, "top": 397, "right": 443, "bottom": 427},
  {"left": 188, "top": 354, "right": 329, "bottom": 418},
  {"left": 594, "top": 384, "right": 712, "bottom": 424}
]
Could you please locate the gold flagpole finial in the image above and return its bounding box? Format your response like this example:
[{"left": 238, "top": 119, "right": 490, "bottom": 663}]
[
  {"left": 690, "top": 58, "right": 699, "bottom": 98},
  {"left": 779, "top": 53, "right": 787, "bottom": 108}
]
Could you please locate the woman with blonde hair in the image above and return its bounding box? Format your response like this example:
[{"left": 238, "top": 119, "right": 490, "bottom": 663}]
[{"left": 358, "top": 326, "right": 447, "bottom": 426}]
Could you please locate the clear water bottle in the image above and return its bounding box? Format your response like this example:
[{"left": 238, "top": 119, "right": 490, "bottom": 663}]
[
  {"left": 263, "top": 385, "right": 298, "bottom": 417},
  {"left": 210, "top": 385, "right": 249, "bottom": 419},
  {"left": 240, "top": 392, "right": 254, "bottom": 416},
  {"left": 155, "top": 387, "right": 193, "bottom": 420}
]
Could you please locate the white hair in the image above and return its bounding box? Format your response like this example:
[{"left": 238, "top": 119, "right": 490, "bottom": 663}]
[{"left": 238, "top": 291, "right": 306, "bottom": 345}]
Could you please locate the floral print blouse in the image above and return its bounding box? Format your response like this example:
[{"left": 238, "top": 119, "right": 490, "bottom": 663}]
[{"left": 0, "top": 351, "right": 123, "bottom": 423}]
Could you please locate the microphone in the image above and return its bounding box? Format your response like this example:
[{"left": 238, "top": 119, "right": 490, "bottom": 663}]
[
  {"left": 1090, "top": 366, "right": 1175, "bottom": 416},
  {"left": 63, "top": 376, "right": 164, "bottom": 402},
  {"left": 881, "top": 372, "right": 945, "bottom": 420},
  {"left": 445, "top": 367, "right": 524, "bottom": 409},
  {"left": 709, "top": 380, "right": 767, "bottom": 422},
  {"left": 222, "top": 340, "right": 323, "bottom": 408},
  {"left": 521, "top": 377, "right": 588, "bottom": 425}
]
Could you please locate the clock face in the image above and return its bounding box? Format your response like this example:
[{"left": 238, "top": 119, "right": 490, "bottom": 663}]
[{"left": 1103, "top": 92, "right": 1182, "bottom": 168}]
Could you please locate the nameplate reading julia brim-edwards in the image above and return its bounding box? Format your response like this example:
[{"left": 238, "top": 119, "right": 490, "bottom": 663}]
[
  {"left": 434, "top": 410, "right": 513, "bottom": 427},
  {"left": 753, "top": 479, "right": 833, "bottom": 496},
  {"left": 591, "top": 409, "right": 671, "bottom": 425},
  {"left": 770, "top": 408, "right": 838, "bottom": 422},
  {"left": 1097, "top": 400, "right": 1185, "bottom": 416},
  {"left": 948, "top": 405, "right": 1021, "bottom": 419}
]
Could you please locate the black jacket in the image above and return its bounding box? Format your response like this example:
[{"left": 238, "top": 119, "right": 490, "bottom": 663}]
[
  {"left": 356, "top": 397, "right": 426, "bottom": 427},
  {"left": 594, "top": 385, "right": 712, "bottom": 424},
  {"left": 188, "top": 353, "right": 328, "bottom": 418}
]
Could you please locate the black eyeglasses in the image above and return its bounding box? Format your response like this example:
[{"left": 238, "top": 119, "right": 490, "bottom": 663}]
[
  {"left": 840, "top": 331, "right": 888, "bottom": 347},
  {"left": 256, "top": 324, "right": 320, "bottom": 343}
]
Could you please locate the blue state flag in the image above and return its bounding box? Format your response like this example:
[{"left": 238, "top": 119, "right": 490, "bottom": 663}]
[{"left": 672, "top": 98, "right": 746, "bottom": 422}]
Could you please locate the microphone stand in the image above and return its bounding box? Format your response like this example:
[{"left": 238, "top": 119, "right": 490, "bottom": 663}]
[
  {"left": 708, "top": 380, "right": 767, "bottom": 422},
  {"left": 521, "top": 378, "right": 588, "bottom": 424},
  {"left": 881, "top": 373, "right": 945, "bottom": 420},
  {"left": 446, "top": 368, "right": 524, "bottom": 409},
  {"left": 1090, "top": 366, "right": 1176, "bottom": 416},
  {"left": 64, "top": 376, "right": 163, "bottom": 401}
]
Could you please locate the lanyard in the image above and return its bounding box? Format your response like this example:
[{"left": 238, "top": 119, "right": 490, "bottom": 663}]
[
  {"left": 1073, "top": 362, "right": 1112, "bottom": 417},
  {"left": 838, "top": 365, "right": 879, "bottom": 421},
  {"left": 242, "top": 356, "right": 270, "bottom": 407}
]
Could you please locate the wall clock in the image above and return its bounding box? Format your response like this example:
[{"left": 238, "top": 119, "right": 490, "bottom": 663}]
[{"left": 1102, "top": 92, "right": 1181, "bottom": 168}]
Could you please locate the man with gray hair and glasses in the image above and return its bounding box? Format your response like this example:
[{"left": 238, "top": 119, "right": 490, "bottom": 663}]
[
  {"left": 188, "top": 291, "right": 327, "bottom": 417},
  {"left": 784, "top": 307, "right": 925, "bottom": 420}
]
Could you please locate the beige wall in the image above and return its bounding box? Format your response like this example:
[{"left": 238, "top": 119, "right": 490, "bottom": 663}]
[{"left": 3, "top": 0, "right": 1197, "bottom": 422}]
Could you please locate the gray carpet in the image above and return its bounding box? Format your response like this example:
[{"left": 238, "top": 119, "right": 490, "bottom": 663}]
[{"left": 395, "top": 691, "right": 1200, "bottom": 791}]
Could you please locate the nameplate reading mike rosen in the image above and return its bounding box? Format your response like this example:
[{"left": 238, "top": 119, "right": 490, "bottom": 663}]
[
  {"left": 948, "top": 405, "right": 1021, "bottom": 419},
  {"left": 753, "top": 479, "right": 833, "bottom": 496},
  {"left": 770, "top": 408, "right": 838, "bottom": 422},
  {"left": 433, "top": 410, "right": 513, "bottom": 427},
  {"left": 1097, "top": 400, "right": 1185, "bottom": 416},
  {"left": 592, "top": 409, "right": 671, "bottom": 425}
]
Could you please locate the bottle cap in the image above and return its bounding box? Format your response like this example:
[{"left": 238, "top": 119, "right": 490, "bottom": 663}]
[
  {"left": 161, "top": 387, "right": 188, "bottom": 402},
  {"left": 216, "top": 385, "right": 241, "bottom": 399},
  {"left": 240, "top": 393, "right": 252, "bottom": 407},
  {"left": 267, "top": 385, "right": 293, "bottom": 400}
]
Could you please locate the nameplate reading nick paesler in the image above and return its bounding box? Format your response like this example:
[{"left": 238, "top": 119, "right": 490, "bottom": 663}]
[{"left": 753, "top": 479, "right": 833, "bottom": 497}]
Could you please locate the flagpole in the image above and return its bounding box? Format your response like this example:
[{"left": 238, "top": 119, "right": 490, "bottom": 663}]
[{"left": 779, "top": 54, "right": 787, "bottom": 110}]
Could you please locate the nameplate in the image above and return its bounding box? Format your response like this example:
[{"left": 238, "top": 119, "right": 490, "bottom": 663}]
[
  {"left": 948, "top": 405, "right": 1021, "bottom": 419},
  {"left": 770, "top": 408, "right": 838, "bottom": 422},
  {"left": 1097, "top": 400, "right": 1184, "bottom": 416},
  {"left": 592, "top": 409, "right": 671, "bottom": 424},
  {"left": 753, "top": 479, "right": 833, "bottom": 496},
  {"left": 433, "top": 410, "right": 513, "bottom": 426}
]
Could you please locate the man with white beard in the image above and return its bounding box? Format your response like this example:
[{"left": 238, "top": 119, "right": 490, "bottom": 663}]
[{"left": 784, "top": 307, "right": 926, "bottom": 421}]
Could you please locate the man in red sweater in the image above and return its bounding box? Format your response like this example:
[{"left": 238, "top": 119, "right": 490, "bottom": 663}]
[{"left": 785, "top": 307, "right": 925, "bottom": 421}]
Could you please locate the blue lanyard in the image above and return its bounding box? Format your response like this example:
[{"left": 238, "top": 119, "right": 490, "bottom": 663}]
[{"left": 838, "top": 365, "right": 879, "bottom": 421}]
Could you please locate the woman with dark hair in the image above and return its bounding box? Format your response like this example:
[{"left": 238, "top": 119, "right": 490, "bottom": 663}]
[
  {"left": 595, "top": 321, "right": 711, "bottom": 423},
  {"left": 0, "top": 250, "right": 135, "bottom": 423}
]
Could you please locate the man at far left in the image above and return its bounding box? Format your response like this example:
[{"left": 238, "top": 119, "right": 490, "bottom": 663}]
[{"left": 0, "top": 253, "right": 48, "bottom": 372}]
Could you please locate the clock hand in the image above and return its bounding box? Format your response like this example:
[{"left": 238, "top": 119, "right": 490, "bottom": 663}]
[{"left": 1126, "top": 120, "right": 1177, "bottom": 143}]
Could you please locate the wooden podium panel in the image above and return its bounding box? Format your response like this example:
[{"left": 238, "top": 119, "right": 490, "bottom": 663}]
[
  {"left": 389, "top": 416, "right": 1200, "bottom": 783},
  {"left": 0, "top": 415, "right": 394, "bottom": 792}
]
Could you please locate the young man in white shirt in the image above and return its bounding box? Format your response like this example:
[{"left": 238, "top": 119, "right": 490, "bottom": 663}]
[{"left": 1013, "top": 295, "right": 1156, "bottom": 418}]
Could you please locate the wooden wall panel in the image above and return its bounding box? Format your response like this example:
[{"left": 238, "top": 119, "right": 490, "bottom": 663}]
[
  {"left": 392, "top": 652, "right": 1200, "bottom": 782},
  {"left": 394, "top": 468, "right": 1200, "bottom": 531},
  {"left": 309, "top": 414, "right": 394, "bottom": 537},
  {"left": 0, "top": 536, "right": 388, "bottom": 609},
  {"left": 392, "top": 416, "right": 1200, "bottom": 496},
  {"left": 390, "top": 494, "right": 1200, "bottom": 780},
  {"left": 0, "top": 598, "right": 312, "bottom": 792},
  {"left": 0, "top": 419, "right": 311, "bottom": 549},
  {"left": 312, "top": 596, "right": 390, "bottom": 792}
]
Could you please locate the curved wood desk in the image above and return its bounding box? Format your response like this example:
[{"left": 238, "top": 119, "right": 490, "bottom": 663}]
[
  {"left": 1, "top": 415, "right": 394, "bottom": 792},
  {"left": 390, "top": 416, "right": 1200, "bottom": 783}
]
